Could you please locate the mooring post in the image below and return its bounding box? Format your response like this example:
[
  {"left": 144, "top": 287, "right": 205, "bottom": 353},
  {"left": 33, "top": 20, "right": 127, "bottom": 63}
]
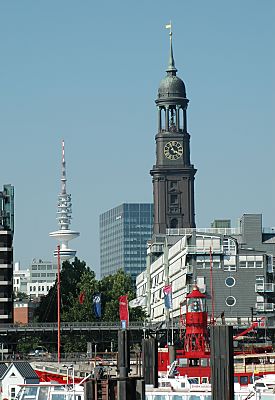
[{"left": 210, "top": 325, "right": 234, "bottom": 400}]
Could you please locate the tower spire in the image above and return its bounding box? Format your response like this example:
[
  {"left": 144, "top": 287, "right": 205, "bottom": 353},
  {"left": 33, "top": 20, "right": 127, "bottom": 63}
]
[
  {"left": 49, "top": 140, "right": 80, "bottom": 260},
  {"left": 165, "top": 21, "right": 177, "bottom": 75},
  {"left": 151, "top": 24, "right": 196, "bottom": 234}
]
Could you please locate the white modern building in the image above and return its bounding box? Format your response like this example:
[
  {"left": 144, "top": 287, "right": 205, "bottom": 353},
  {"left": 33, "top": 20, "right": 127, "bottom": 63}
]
[
  {"left": 13, "top": 262, "right": 29, "bottom": 294},
  {"left": 136, "top": 214, "right": 275, "bottom": 325},
  {"left": 13, "top": 260, "right": 57, "bottom": 298}
]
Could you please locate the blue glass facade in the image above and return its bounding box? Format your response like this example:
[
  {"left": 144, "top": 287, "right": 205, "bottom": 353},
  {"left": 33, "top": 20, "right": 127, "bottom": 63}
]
[{"left": 100, "top": 203, "right": 153, "bottom": 280}]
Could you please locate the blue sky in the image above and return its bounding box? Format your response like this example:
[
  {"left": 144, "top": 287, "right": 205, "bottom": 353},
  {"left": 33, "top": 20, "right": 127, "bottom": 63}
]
[{"left": 0, "top": 1, "right": 274, "bottom": 275}]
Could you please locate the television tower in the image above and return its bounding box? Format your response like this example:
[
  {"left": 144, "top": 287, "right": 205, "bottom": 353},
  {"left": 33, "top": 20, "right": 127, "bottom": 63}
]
[{"left": 49, "top": 140, "right": 80, "bottom": 260}]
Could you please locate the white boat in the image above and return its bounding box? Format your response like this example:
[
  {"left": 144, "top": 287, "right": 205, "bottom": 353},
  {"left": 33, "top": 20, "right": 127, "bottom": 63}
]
[
  {"left": 146, "top": 374, "right": 275, "bottom": 399},
  {"left": 252, "top": 374, "right": 275, "bottom": 393},
  {"left": 158, "top": 375, "right": 211, "bottom": 392},
  {"left": 145, "top": 387, "right": 272, "bottom": 400},
  {"left": 15, "top": 382, "right": 84, "bottom": 400}
]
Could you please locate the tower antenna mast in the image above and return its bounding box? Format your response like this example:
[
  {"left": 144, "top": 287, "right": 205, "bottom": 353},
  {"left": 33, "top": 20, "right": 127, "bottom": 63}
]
[{"left": 50, "top": 140, "right": 80, "bottom": 259}]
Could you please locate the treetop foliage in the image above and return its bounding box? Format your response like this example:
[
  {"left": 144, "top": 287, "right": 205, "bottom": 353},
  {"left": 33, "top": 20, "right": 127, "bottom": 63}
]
[{"left": 35, "top": 258, "right": 145, "bottom": 323}]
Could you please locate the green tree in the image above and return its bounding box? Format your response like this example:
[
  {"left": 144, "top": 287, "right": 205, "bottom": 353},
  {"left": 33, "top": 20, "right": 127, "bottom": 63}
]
[
  {"left": 62, "top": 269, "right": 98, "bottom": 322},
  {"left": 35, "top": 262, "right": 146, "bottom": 323},
  {"left": 35, "top": 284, "right": 57, "bottom": 322},
  {"left": 14, "top": 291, "right": 29, "bottom": 300},
  {"left": 99, "top": 269, "right": 146, "bottom": 322},
  {"left": 17, "top": 336, "right": 40, "bottom": 354},
  {"left": 35, "top": 257, "right": 92, "bottom": 322}
]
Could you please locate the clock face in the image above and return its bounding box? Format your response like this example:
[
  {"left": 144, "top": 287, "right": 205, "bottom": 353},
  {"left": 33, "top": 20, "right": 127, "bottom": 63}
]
[{"left": 164, "top": 141, "right": 183, "bottom": 160}]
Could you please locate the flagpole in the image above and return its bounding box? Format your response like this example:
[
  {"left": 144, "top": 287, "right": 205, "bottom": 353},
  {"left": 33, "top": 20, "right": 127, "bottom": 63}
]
[
  {"left": 171, "top": 311, "right": 174, "bottom": 345},
  {"left": 163, "top": 238, "right": 169, "bottom": 345},
  {"left": 166, "top": 316, "right": 169, "bottom": 346},
  {"left": 57, "top": 245, "right": 61, "bottom": 363}
]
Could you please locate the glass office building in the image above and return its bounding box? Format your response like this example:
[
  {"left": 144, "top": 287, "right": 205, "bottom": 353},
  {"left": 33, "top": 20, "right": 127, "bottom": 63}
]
[{"left": 100, "top": 203, "right": 153, "bottom": 280}]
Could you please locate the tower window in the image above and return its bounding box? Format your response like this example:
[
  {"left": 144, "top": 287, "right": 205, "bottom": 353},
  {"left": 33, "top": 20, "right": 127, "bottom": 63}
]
[
  {"left": 170, "top": 219, "right": 178, "bottom": 228},
  {"left": 170, "top": 195, "right": 178, "bottom": 205},
  {"left": 169, "top": 181, "right": 177, "bottom": 191}
]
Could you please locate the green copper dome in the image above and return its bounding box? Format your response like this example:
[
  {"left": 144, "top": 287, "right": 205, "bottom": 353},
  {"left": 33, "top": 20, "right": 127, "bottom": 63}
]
[{"left": 158, "top": 75, "right": 186, "bottom": 99}]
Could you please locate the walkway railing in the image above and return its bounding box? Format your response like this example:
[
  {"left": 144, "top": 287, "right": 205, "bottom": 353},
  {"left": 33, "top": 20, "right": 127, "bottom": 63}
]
[{"left": 0, "top": 321, "right": 157, "bottom": 333}]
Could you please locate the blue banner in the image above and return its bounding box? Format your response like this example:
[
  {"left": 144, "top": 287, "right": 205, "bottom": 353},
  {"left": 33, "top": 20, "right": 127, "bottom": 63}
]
[{"left": 93, "top": 293, "right": 102, "bottom": 318}]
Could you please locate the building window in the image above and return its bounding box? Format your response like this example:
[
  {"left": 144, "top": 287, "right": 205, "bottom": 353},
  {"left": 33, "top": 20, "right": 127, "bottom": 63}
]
[
  {"left": 240, "top": 376, "right": 248, "bottom": 385},
  {"left": 10, "top": 387, "right": 16, "bottom": 399},
  {"left": 256, "top": 276, "right": 264, "bottom": 284},
  {"left": 239, "top": 261, "right": 246, "bottom": 268},
  {"left": 226, "top": 296, "right": 236, "bottom": 307},
  {"left": 223, "top": 238, "right": 236, "bottom": 254},
  {"left": 225, "top": 277, "right": 235, "bottom": 287},
  {"left": 224, "top": 265, "right": 236, "bottom": 272},
  {"left": 256, "top": 261, "right": 263, "bottom": 268},
  {"left": 197, "top": 255, "right": 220, "bottom": 269},
  {"left": 169, "top": 181, "right": 177, "bottom": 191},
  {"left": 170, "top": 218, "right": 178, "bottom": 228},
  {"left": 239, "top": 256, "right": 263, "bottom": 269},
  {"left": 170, "top": 195, "right": 178, "bottom": 205}
]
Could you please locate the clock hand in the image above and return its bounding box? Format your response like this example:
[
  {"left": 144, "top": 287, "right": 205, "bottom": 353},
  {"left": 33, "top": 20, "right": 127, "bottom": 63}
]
[
  {"left": 170, "top": 147, "right": 176, "bottom": 155},
  {"left": 172, "top": 146, "right": 178, "bottom": 154}
]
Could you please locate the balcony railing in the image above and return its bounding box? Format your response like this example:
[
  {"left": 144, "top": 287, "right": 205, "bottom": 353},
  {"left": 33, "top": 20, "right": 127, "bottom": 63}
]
[
  {"left": 187, "top": 283, "right": 206, "bottom": 294},
  {"left": 185, "top": 246, "right": 223, "bottom": 254},
  {"left": 148, "top": 244, "right": 164, "bottom": 254},
  {"left": 167, "top": 227, "right": 241, "bottom": 236},
  {"left": 255, "top": 303, "right": 275, "bottom": 312},
  {"left": 255, "top": 283, "right": 275, "bottom": 293}
]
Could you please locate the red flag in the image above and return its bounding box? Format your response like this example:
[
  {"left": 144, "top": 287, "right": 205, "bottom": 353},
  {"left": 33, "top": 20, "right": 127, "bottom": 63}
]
[
  {"left": 119, "top": 295, "right": 129, "bottom": 327},
  {"left": 79, "top": 291, "right": 85, "bottom": 304}
]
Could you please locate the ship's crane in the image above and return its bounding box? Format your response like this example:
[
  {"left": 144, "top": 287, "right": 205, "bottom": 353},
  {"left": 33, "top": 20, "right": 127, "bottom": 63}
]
[{"left": 233, "top": 318, "right": 265, "bottom": 340}]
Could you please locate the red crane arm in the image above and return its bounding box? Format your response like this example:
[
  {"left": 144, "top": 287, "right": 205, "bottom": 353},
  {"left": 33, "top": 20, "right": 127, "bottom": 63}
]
[{"left": 233, "top": 321, "right": 259, "bottom": 340}]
